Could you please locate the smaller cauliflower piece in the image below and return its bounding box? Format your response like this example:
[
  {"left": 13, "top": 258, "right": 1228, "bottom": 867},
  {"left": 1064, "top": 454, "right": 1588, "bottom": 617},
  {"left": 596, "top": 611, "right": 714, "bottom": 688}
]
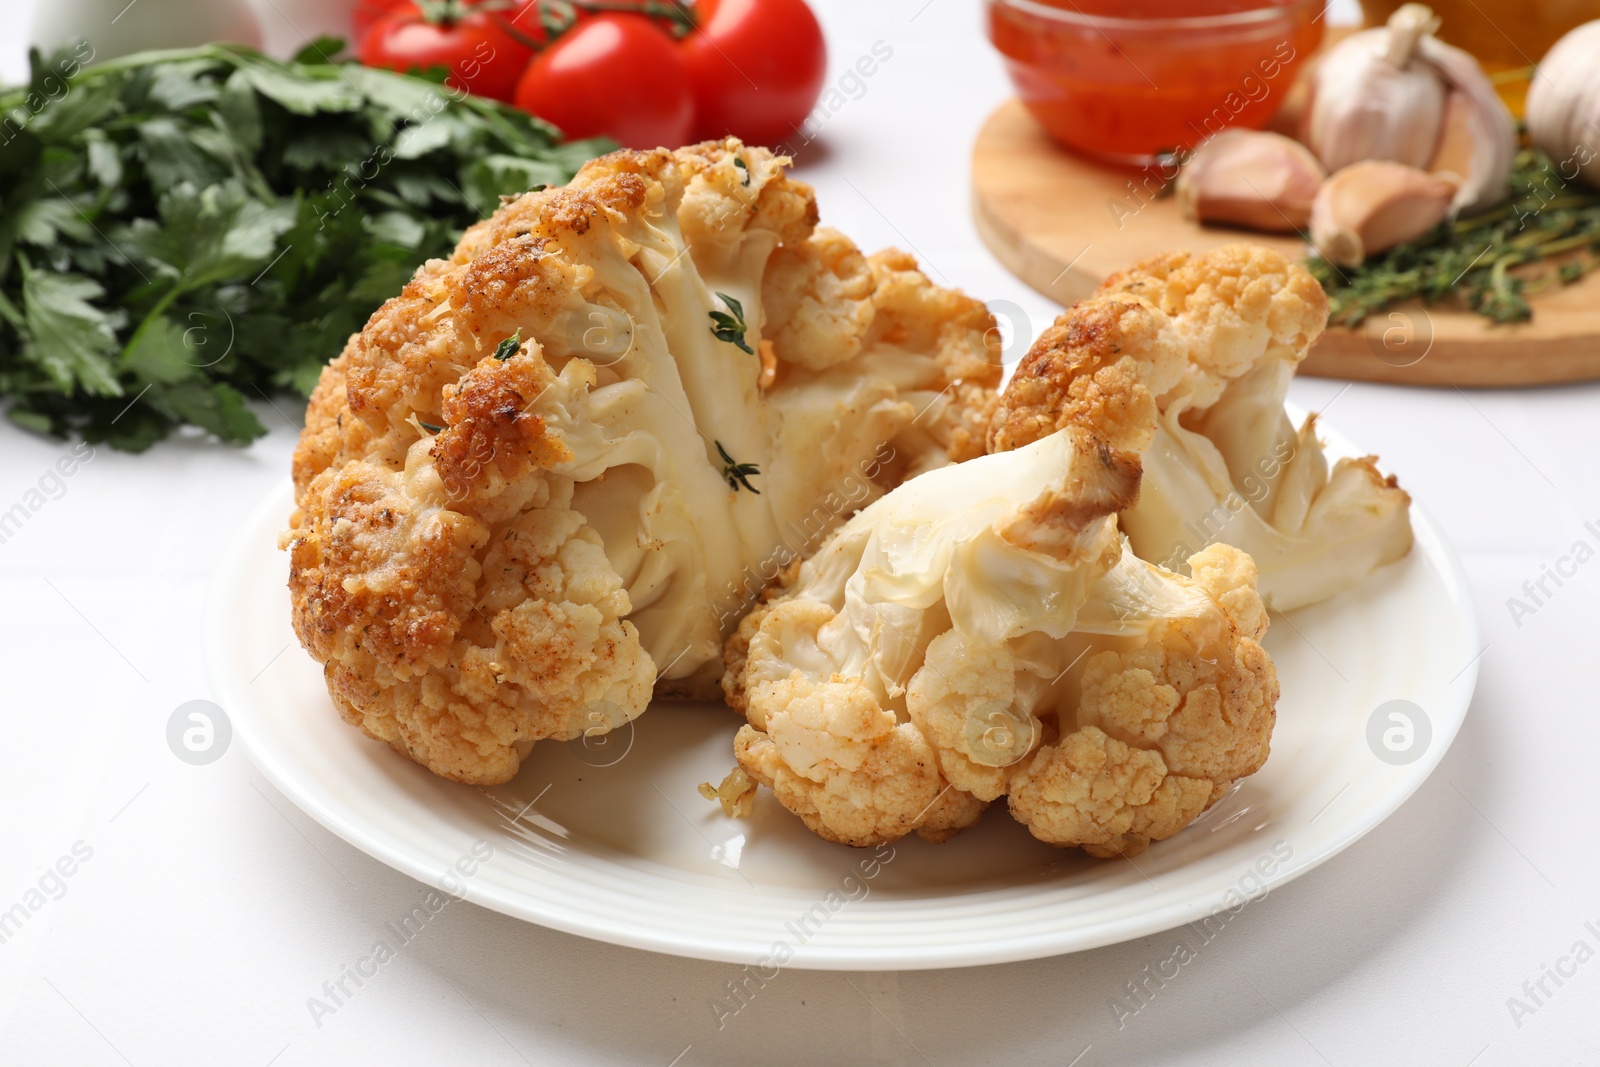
[
  {"left": 699, "top": 766, "right": 758, "bottom": 817},
  {"left": 760, "top": 227, "right": 876, "bottom": 371},
  {"left": 998, "top": 244, "right": 1413, "bottom": 612},
  {"left": 287, "top": 431, "right": 654, "bottom": 784},
  {"left": 719, "top": 427, "right": 1277, "bottom": 854}
]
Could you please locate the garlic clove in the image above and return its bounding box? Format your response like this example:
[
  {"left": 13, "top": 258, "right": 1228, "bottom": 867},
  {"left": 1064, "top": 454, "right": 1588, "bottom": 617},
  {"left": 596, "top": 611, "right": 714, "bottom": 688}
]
[
  {"left": 1417, "top": 36, "right": 1516, "bottom": 211},
  {"left": 1428, "top": 90, "right": 1478, "bottom": 186},
  {"left": 1528, "top": 20, "right": 1600, "bottom": 191},
  {"left": 1177, "top": 129, "right": 1326, "bottom": 232},
  {"left": 1310, "top": 161, "right": 1459, "bottom": 266}
]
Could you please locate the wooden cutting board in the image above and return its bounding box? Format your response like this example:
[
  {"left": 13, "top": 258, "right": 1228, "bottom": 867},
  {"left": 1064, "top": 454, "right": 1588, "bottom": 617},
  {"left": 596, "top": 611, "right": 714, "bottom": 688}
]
[{"left": 971, "top": 98, "right": 1600, "bottom": 386}]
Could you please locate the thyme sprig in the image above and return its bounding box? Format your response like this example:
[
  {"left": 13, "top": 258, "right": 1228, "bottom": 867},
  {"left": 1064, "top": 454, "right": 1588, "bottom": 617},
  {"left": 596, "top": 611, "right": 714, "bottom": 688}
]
[
  {"left": 1308, "top": 147, "right": 1600, "bottom": 327},
  {"left": 715, "top": 440, "right": 760, "bottom": 494}
]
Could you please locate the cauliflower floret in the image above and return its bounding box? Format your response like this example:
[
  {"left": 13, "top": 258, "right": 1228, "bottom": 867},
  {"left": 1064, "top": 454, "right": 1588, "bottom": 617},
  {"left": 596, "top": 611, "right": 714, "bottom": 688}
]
[
  {"left": 1011, "top": 543, "right": 1277, "bottom": 857},
  {"left": 717, "top": 293, "right": 1280, "bottom": 855},
  {"left": 760, "top": 227, "right": 876, "bottom": 370},
  {"left": 287, "top": 141, "right": 1001, "bottom": 784},
  {"left": 1098, "top": 243, "right": 1326, "bottom": 413},
  {"left": 289, "top": 439, "right": 654, "bottom": 784},
  {"left": 733, "top": 673, "right": 985, "bottom": 847},
  {"left": 989, "top": 291, "right": 1185, "bottom": 455},
  {"left": 1001, "top": 244, "right": 1413, "bottom": 611}
]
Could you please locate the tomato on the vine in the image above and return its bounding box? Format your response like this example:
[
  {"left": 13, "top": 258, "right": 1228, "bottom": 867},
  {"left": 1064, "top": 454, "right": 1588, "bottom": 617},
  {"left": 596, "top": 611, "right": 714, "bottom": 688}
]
[
  {"left": 513, "top": 13, "right": 694, "bottom": 149},
  {"left": 681, "top": 0, "right": 827, "bottom": 146},
  {"left": 361, "top": 0, "right": 537, "bottom": 103},
  {"left": 520, "top": 0, "right": 694, "bottom": 40}
]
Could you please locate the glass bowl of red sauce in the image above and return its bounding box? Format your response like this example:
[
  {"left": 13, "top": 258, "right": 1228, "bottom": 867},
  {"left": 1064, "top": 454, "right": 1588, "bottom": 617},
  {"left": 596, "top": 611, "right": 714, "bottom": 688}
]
[{"left": 988, "top": 0, "right": 1325, "bottom": 166}]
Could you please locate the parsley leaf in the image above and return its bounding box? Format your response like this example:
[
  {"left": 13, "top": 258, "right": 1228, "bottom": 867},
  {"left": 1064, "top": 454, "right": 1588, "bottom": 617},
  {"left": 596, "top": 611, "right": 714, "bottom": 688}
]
[
  {"left": 19, "top": 265, "right": 124, "bottom": 396},
  {"left": 157, "top": 379, "right": 264, "bottom": 442},
  {"left": 0, "top": 43, "right": 612, "bottom": 448},
  {"left": 121, "top": 313, "right": 200, "bottom": 385}
]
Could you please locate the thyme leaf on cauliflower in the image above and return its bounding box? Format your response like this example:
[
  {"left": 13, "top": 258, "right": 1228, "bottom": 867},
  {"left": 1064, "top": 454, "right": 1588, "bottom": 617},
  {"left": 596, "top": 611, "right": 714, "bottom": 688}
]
[
  {"left": 493, "top": 328, "right": 523, "bottom": 361},
  {"left": 709, "top": 292, "right": 755, "bottom": 354},
  {"left": 715, "top": 440, "right": 761, "bottom": 494}
]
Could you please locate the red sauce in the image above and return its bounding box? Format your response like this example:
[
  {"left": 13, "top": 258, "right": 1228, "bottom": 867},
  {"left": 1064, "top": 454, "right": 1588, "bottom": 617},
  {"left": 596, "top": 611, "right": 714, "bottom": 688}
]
[{"left": 989, "top": 0, "right": 1324, "bottom": 164}]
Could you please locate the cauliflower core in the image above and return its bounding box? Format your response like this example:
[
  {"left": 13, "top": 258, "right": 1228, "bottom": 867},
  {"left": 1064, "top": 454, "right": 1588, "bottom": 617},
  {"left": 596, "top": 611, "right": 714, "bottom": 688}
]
[
  {"left": 720, "top": 295, "right": 1279, "bottom": 855},
  {"left": 1108, "top": 246, "right": 1412, "bottom": 609},
  {"left": 998, "top": 245, "right": 1413, "bottom": 611},
  {"left": 286, "top": 142, "right": 1001, "bottom": 784}
]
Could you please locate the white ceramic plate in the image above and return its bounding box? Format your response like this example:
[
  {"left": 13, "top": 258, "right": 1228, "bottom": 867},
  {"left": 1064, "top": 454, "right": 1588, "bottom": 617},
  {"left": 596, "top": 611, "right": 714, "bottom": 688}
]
[{"left": 207, "top": 424, "right": 1479, "bottom": 970}]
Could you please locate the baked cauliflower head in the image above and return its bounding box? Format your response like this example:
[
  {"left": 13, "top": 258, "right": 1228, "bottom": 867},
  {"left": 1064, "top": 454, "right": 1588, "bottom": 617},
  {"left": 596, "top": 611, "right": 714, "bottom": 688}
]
[
  {"left": 718, "top": 293, "right": 1278, "bottom": 857},
  {"left": 284, "top": 141, "right": 1001, "bottom": 785},
  {"left": 996, "top": 244, "right": 1413, "bottom": 611}
]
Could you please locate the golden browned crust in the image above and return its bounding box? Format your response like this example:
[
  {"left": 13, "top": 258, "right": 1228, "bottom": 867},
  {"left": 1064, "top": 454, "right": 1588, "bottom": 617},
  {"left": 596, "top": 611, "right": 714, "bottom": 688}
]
[
  {"left": 1097, "top": 243, "right": 1329, "bottom": 390},
  {"left": 292, "top": 345, "right": 361, "bottom": 507},
  {"left": 718, "top": 602, "right": 764, "bottom": 712},
  {"left": 431, "top": 352, "right": 573, "bottom": 505},
  {"left": 1098, "top": 248, "right": 1195, "bottom": 305},
  {"left": 988, "top": 293, "right": 1170, "bottom": 455},
  {"left": 289, "top": 462, "right": 487, "bottom": 675}
]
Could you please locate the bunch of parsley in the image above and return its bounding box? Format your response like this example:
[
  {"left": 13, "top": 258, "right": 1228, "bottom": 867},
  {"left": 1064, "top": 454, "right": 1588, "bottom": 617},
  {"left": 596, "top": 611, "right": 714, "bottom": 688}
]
[{"left": 0, "top": 40, "right": 609, "bottom": 450}]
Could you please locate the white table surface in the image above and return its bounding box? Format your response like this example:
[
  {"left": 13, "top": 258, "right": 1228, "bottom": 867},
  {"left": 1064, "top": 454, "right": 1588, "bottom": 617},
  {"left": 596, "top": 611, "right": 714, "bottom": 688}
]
[{"left": 2, "top": 1, "right": 1597, "bottom": 1064}]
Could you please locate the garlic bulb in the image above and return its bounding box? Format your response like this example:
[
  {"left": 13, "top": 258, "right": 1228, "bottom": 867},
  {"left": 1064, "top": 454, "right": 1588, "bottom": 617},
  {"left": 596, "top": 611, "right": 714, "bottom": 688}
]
[
  {"left": 1302, "top": 3, "right": 1515, "bottom": 213},
  {"left": 1177, "top": 130, "right": 1326, "bottom": 233},
  {"left": 1305, "top": 5, "right": 1446, "bottom": 172},
  {"left": 1527, "top": 20, "right": 1600, "bottom": 189},
  {"left": 1311, "top": 161, "right": 1459, "bottom": 267}
]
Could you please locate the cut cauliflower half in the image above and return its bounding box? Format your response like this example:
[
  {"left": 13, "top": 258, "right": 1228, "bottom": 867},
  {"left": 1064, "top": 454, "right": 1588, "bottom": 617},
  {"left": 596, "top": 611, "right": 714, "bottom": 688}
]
[
  {"left": 718, "top": 294, "right": 1280, "bottom": 856},
  {"left": 997, "top": 244, "right": 1413, "bottom": 611},
  {"left": 286, "top": 141, "right": 1001, "bottom": 785}
]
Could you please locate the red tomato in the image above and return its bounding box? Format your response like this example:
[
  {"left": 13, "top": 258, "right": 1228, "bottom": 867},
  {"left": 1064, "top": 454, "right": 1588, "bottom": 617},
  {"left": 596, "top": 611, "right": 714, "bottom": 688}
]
[
  {"left": 361, "top": 0, "right": 537, "bottom": 103},
  {"left": 681, "top": 0, "right": 826, "bottom": 146},
  {"left": 513, "top": 14, "right": 694, "bottom": 149},
  {"left": 352, "top": 0, "right": 405, "bottom": 45}
]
